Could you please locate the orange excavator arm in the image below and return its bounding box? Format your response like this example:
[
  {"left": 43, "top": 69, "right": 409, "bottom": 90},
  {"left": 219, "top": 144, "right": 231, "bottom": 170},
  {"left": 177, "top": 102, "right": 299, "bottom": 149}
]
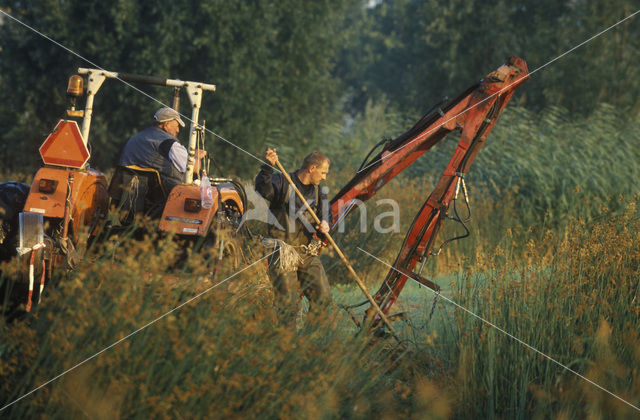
[{"left": 330, "top": 57, "right": 529, "bottom": 323}]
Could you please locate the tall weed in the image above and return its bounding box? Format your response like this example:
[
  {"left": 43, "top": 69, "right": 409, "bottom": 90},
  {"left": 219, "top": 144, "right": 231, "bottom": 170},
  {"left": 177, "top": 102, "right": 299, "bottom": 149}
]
[
  {"left": 416, "top": 197, "right": 640, "bottom": 418},
  {"left": 0, "top": 227, "right": 449, "bottom": 419}
]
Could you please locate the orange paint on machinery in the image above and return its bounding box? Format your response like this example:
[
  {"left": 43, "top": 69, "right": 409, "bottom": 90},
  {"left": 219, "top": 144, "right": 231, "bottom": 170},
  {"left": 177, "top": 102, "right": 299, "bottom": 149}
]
[
  {"left": 159, "top": 183, "right": 244, "bottom": 236},
  {"left": 23, "top": 166, "right": 108, "bottom": 237}
]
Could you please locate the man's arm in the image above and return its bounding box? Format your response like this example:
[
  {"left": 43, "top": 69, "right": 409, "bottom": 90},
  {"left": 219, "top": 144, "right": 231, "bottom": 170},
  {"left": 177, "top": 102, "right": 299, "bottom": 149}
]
[
  {"left": 254, "top": 164, "right": 277, "bottom": 202},
  {"left": 255, "top": 148, "right": 285, "bottom": 203},
  {"left": 317, "top": 186, "right": 331, "bottom": 234},
  {"left": 168, "top": 142, "right": 188, "bottom": 173}
]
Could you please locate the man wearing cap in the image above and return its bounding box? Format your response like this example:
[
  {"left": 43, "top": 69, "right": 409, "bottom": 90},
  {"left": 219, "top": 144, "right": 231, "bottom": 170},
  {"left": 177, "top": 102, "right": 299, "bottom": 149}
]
[
  {"left": 255, "top": 148, "right": 333, "bottom": 326},
  {"left": 118, "top": 106, "right": 188, "bottom": 191}
]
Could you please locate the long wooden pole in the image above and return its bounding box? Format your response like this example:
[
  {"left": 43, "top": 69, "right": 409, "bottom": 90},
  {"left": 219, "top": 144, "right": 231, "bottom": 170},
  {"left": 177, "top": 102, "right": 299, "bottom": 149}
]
[{"left": 275, "top": 160, "right": 400, "bottom": 341}]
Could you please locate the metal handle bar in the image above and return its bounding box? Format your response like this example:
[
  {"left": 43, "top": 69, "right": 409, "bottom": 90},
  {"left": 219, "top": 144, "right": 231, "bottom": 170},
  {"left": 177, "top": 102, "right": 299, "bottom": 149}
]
[{"left": 77, "top": 68, "right": 216, "bottom": 91}]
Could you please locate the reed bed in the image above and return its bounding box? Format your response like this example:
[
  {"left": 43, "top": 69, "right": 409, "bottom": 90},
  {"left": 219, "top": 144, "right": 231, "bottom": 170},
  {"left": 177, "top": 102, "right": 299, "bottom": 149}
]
[
  {"left": 1, "top": 224, "right": 449, "bottom": 419},
  {"left": 1, "top": 103, "right": 639, "bottom": 418},
  {"left": 404, "top": 196, "right": 640, "bottom": 419}
]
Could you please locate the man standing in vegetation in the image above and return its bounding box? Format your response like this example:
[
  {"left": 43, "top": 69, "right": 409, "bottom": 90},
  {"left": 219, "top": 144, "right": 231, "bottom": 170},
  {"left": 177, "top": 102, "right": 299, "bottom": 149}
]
[{"left": 255, "top": 148, "right": 332, "bottom": 325}]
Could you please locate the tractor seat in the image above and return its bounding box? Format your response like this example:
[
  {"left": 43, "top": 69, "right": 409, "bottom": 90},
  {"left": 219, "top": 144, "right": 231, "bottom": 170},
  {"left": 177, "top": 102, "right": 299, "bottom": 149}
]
[{"left": 108, "top": 165, "right": 167, "bottom": 224}]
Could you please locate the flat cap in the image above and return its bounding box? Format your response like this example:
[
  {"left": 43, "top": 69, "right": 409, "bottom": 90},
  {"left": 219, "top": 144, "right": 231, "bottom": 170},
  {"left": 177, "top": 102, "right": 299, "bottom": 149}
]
[{"left": 154, "top": 107, "right": 185, "bottom": 127}]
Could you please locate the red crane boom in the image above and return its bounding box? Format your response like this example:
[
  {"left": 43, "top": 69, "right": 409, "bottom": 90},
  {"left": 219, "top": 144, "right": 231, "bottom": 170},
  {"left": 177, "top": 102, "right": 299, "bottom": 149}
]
[{"left": 329, "top": 56, "right": 529, "bottom": 323}]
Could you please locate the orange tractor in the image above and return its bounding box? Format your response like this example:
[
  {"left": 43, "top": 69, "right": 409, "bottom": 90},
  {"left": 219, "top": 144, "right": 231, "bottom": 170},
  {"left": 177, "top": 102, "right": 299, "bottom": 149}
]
[
  {"left": 0, "top": 68, "right": 246, "bottom": 316},
  {"left": 97, "top": 68, "right": 247, "bottom": 269}
]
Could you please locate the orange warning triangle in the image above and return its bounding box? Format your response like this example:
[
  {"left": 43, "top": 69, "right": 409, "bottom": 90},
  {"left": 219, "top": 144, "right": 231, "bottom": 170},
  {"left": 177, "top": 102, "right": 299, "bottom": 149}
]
[{"left": 39, "top": 120, "right": 90, "bottom": 168}]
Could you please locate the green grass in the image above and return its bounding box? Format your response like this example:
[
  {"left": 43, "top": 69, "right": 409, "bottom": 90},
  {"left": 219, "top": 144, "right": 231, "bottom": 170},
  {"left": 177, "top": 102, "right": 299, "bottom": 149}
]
[
  {"left": 2, "top": 102, "right": 640, "bottom": 418},
  {"left": 2, "top": 196, "right": 639, "bottom": 418},
  {"left": 0, "top": 227, "right": 446, "bottom": 419}
]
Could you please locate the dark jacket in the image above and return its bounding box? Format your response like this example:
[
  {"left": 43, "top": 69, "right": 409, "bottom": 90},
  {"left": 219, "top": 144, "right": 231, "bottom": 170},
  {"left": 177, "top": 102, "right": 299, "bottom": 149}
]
[
  {"left": 255, "top": 164, "right": 331, "bottom": 244},
  {"left": 118, "top": 126, "right": 183, "bottom": 185}
]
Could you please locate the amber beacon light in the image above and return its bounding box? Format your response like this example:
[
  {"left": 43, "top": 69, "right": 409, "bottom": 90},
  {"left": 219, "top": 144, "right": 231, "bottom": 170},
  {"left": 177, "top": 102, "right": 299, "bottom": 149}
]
[{"left": 67, "top": 75, "right": 84, "bottom": 97}]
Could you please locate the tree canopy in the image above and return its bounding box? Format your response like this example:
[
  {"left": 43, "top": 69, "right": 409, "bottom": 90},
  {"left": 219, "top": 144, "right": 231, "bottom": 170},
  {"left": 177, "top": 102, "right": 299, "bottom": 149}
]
[
  {"left": 338, "top": 0, "right": 640, "bottom": 115},
  {"left": 0, "top": 0, "right": 352, "bottom": 175},
  {"left": 1, "top": 0, "right": 638, "bottom": 176}
]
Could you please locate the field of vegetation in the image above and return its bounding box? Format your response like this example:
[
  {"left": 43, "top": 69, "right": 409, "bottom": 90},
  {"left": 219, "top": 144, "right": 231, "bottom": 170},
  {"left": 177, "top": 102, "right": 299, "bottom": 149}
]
[
  {"left": 2, "top": 1, "right": 640, "bottom": 417},
  {"left": 1, "top": 102, "right": 639, "bottom": 419}
]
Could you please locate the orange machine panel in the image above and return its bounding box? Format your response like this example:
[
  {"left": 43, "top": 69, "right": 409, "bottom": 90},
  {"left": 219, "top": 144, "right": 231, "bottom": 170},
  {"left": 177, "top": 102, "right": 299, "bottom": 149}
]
[
  {"left": 23, "top": 167, "right": 108, "bottom": 235},
  {"left": 159, "top": 184, "right": 244, "bottom": 236},
  {"left": 24, "top": 167, "right": 70, "bottom": 217},
  {"left": 70, "top": 168, "right": 109, "bottom": 236},
  {"left": 159, "top": 184, "right": 217, "bottom": 236}
]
